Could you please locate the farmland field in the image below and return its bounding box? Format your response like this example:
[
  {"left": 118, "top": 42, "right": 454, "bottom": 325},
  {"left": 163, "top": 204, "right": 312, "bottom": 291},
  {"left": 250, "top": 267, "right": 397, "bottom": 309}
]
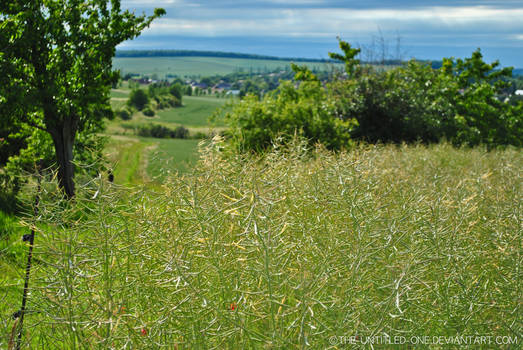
[
  {"left": 156, "top": 96, "right": 228, "bottom": 127},
  {"left": 113, "top": 56, "right": 341, "bottom": 78},
  {"left": 1, "top": 143, "right": 521, "bottom": 348}
]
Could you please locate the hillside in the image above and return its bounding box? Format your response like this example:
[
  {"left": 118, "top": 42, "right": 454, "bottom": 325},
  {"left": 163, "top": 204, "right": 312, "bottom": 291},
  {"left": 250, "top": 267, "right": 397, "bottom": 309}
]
[{"left": 112, "top": 55, "right": 341, "bottom": 78}]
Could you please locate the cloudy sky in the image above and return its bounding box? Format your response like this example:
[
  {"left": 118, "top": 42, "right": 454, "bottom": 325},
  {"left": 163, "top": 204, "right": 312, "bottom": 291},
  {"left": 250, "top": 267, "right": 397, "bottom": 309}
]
[{"left": 119, "top": 0, "right": 523, "bottom": 67}]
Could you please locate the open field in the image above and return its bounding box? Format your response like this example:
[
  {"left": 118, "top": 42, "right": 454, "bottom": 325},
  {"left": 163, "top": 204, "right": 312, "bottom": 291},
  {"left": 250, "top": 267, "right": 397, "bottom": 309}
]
[
  {"left": 1, "top": 142, "right": 521, "bottom": 348},
  {"left": 109, "top": 89, "right": 229, "bottom": 128},
  {"left": 113, "top": 56, "right": 341, "bottom": 78},
  {"left": 105, "top": 93, "right": 227, "bottom": 182},
  {"left": 156, "top": 96, "right": 228, "bottom": 127},
  {"left": 104, "top": 136, "right": 201, "bottom": 184}
]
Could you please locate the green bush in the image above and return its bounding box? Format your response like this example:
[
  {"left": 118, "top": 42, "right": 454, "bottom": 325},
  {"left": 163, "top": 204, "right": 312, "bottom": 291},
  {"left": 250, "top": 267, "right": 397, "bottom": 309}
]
[
  {"left": 156, "top": 94, "right": 181, "bottom": 109},
  {"left": 137, "top": 124, "right": 188, "bottom": 139},
  {"left": 116, "top": 107, "right": 133, "bottom": 120},
  {"left": 128, "top": 89, "right": 149, "bottom": 111},
  {"left": 328, "top": 42, "right": 522, "bottom": 147},
  {"left": 173, "top": 125, "right": 189, "bottom": 139},
  {"left": 225, "top": 66, "right": 357, "bottom": 152},
  {"left": 142, "top": 106, "right": 155, "bottom": 117},
  {"left": 330, "top": 61, "right": 459, "bottom": 143},
  {"left": 169, "top": 83, "right": 183, "bottom": 101}
]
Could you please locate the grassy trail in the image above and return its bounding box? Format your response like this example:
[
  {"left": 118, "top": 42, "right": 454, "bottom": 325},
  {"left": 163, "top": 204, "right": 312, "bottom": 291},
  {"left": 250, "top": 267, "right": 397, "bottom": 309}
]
[{"left": 105, "top": 136, "right": 154, "bottom": 185}]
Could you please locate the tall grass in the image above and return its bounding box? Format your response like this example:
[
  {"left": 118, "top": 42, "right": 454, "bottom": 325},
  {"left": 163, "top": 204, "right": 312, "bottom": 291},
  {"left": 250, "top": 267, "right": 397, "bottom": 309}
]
[{"left": 1, "top": 140, "right": 521, "bottom": 348}]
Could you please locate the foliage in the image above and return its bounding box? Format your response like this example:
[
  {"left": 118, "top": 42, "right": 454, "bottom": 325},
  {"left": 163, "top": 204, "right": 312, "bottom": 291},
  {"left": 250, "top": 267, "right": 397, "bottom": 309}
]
[
  {"left": 328, "top": 40, "right": 522, "bottom": 147},
  {"left": 128, "top": 89, "right": 150, "bottom": 111},
  {"left": 0, "top": 123, "right": 29, "bottom": 166},
  {"left": 142, "top": 106, "right": 155, "bottom": 117},
  {"left": 155, "top": 94, "right": 181, "bottom": 109},
  {"left": 144, "top": 82, "right": 183, "bottom": 109},
  {"left": 329, "top": 60, "right": 457, "bottom": 143},
  {"left": 290, "top": 63, "right": 320, "bottom": 82},
  {"left": 137, "top": 124, "right": 189, "bottom": 139},
  {"left": 1, "top": 141, "right": 520, "bottom": 348},
  {"left": 169, "top": 83, "right": 183, "bottom": 101},
  {"left": 116, "top": 107, "right": 133, "bottom": 120},
  {"left": 0, "top": 0, "right": 165, "bottom": 196},
  {"left": 225, "top": 65, "right": 357, "bottom": 152},
  {"left": 439, "top": 52, "right": 522, "bottom": 146},
  {"left": 328, "top": 38, "right": 361, "bottom": 76}
]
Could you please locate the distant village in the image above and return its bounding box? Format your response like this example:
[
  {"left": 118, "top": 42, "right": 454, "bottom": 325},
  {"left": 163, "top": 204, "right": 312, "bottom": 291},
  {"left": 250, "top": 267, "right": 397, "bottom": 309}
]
[
  {"left": 123, "top": 68, "right": 301, "bottom": 97},
  {"left": 124, "top": 70, "right": 523, "bottom": 102}
]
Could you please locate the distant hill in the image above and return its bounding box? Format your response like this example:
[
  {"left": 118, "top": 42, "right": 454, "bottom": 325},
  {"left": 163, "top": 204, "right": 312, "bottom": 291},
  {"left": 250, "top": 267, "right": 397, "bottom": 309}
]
[
  {"left": 115, "top": 50, "right": 334, "bottom": 63},
  {"left": 114, "top": 50, "right": 523, "bottom": 77}
]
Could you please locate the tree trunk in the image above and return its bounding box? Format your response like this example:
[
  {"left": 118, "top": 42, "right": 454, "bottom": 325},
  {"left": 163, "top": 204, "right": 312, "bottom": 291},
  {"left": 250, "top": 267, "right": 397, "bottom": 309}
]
[{"left": 49, "top": 117, "right": 78, "bottom": 198}]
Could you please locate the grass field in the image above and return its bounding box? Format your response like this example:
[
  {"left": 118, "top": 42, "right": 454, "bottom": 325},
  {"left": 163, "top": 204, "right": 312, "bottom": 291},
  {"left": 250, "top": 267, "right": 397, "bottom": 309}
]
[
  {"left": 156, "top": 96, "right": 228, "bottom": 127},
  {"left": 1, "top": 142, "right": 520, "bottom": 348},
  {"left": 106, "top": 92, "right": 227, "bottom": 183},
  {"left": 113, "top": 56, "right": 341, "bottom": 78},
  {"left": 110, "top": 89, "right": 130, "bottom": 98},
  {"left": 145, "top": 137, "right": 201, "bottom": 180}
]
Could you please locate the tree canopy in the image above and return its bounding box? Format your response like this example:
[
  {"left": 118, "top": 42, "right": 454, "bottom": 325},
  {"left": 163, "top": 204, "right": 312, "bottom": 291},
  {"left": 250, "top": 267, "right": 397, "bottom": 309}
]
[{"left": 0, "top": 0, "right": 165, "bottom": 197}]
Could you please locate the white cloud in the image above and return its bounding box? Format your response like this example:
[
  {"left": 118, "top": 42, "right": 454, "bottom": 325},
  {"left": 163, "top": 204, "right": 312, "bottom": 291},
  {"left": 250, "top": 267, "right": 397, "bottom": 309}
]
[{"left": 141, "top": 6, "right": 523, "bottom": 38}]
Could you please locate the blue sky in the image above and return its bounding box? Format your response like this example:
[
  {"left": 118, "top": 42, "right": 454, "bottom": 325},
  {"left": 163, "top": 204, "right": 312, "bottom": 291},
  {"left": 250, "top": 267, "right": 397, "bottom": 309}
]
[{"left": 119, "top": 0, "right": 523, "bottom": 67}]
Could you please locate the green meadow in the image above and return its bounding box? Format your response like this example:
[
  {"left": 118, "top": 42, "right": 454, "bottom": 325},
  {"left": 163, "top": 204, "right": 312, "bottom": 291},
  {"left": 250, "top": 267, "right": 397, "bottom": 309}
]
[{"left": 155, "top": 96, "right": 228, "bottom": 127}]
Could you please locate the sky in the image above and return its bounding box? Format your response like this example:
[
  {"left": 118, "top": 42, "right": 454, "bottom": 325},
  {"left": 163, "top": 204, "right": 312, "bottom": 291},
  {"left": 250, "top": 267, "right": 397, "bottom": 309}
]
[{"left": 119, "top": 0, "right": 523, "bottom": 67}]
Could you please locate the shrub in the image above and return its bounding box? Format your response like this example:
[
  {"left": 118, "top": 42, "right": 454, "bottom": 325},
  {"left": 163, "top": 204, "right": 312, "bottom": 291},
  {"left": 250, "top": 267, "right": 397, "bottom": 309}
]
[
  {"left": 330, "top": 61, "right": 458, "bottom": 143},
  {"left": 142, "top": 106, "right": 155, "bottom": 117},
  {"left": 328, "top": 40, "right": 523, "bottom": 147},
  {"left": 169, "top": 83, "right": 183, "bottom": 101},
  {"left": 116, "top": 107, "right": 133, "bottom": 120},
  {"left": 128, "top": 89, "right": 149, "bottom": 111},
  {"left": 192, "top": 131, "right": 207, "bottom": 139},
  {"left": 225, "top": 66, "right": 357, "bottom": 152},
  {"left": 156, "top": 95, "right": 181, "bottom": 109},
  {"left": 137, "top": 124, "right": 188, "bottom": 139},
  {"left": 173, "top": 125, "right": 189, "bottom": 139}
]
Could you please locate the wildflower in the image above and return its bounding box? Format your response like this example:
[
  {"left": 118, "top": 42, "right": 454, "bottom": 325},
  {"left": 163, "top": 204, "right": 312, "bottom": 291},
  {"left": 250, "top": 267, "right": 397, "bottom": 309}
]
[
  {"left": 141, "top": 328, "right": 147, "bottom": 336},
  {"left": 230, "top": 303, "right": 237, "bottom": 311}
]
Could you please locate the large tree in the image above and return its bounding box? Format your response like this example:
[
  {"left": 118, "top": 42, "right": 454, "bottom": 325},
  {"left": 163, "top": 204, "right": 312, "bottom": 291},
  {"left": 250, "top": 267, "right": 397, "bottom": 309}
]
[{"left": 0, "top": 0, "right": 165, "bottom": 197}]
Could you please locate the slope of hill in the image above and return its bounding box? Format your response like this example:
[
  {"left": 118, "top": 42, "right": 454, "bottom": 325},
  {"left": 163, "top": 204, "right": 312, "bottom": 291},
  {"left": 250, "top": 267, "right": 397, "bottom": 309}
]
[{"left": 112, "top": 55, "right": 340, "bottom": 78}]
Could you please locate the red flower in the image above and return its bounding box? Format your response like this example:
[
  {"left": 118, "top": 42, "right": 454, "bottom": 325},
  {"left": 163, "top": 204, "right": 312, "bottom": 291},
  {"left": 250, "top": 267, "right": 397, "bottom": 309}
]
[
  {"left": 141, "top": 328, "right": 147, "bottom": 336},
  {"left": 230, "top": 303, "right": 237, "bottom": 311}
]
